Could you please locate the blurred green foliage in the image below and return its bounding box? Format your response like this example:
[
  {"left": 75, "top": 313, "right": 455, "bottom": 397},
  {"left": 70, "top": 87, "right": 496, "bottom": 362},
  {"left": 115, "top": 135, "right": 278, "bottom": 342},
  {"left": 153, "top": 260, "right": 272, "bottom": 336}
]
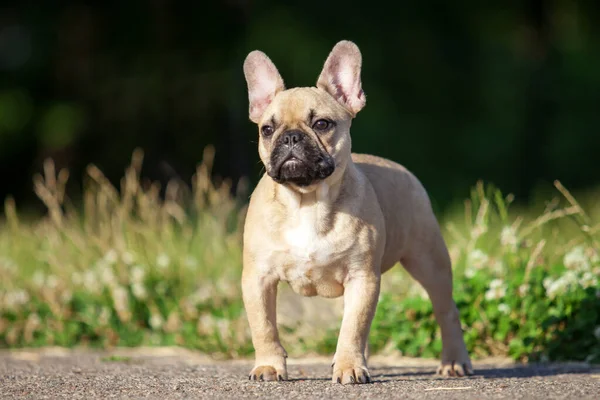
[{"left": 1, "top": 1, "right": 600, "bottom": 212}]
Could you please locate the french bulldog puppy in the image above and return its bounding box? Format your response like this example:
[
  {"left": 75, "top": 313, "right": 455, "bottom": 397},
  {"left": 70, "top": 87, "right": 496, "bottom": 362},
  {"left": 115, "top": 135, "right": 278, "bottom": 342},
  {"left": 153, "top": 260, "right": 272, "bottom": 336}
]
[{"left": 241, "top": 40, "right": 473, "bottom": 384}]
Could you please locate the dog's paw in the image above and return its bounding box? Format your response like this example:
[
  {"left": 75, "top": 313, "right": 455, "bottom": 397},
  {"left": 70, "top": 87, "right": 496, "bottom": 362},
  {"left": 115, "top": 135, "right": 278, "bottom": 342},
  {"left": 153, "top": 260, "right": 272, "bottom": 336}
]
[
  {"left": 436, "top": 360, "right": 474, "bottom": 377},
  {"left": 332, "top": 362, "right": 371, "bottom": 384},
  {"left": 248, "top": 365, "right": 287, "bottom": 382}
]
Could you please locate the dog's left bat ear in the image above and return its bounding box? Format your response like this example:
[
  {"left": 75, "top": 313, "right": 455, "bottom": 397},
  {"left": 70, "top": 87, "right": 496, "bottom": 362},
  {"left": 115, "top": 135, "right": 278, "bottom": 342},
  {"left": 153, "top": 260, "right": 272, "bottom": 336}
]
[
  {"left": 317, "top": 40, "right": 366, "bottom": 116},
  {"left": 243, "top": 51, "right": 285, "bottom": 123}
]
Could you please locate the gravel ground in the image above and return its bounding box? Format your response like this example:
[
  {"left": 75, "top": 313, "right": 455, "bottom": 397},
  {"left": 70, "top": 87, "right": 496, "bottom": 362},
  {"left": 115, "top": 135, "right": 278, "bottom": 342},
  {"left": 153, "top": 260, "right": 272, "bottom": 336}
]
[{"left": 1, "top": 347, "right": 599, "bottom": 399}]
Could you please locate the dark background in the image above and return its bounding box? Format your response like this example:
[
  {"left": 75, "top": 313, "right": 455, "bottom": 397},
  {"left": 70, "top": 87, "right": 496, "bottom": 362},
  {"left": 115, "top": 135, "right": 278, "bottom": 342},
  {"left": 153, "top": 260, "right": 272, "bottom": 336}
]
[{"left": 1, "top": 1, "right": 599, "bottom": 213}]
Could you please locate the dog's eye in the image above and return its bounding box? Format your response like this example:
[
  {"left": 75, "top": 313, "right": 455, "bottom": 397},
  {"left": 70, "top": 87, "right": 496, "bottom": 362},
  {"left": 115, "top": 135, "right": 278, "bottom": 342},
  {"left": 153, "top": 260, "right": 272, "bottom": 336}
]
[
  {"left": 261, "top": 125, "right": 274, "bottom": 137},
  {"left": 313, "top": 119, "right": 332, "bottom": 131}
]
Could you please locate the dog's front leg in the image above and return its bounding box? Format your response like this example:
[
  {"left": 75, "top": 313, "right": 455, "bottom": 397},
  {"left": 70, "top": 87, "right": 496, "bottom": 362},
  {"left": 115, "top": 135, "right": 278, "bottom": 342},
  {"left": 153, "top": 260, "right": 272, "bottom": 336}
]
[
  {"left": 332, "top": 272, "right": 380, "bottom": 384},
  {"left": 242, "top": 269, "right": 287, "bottom": 381}
]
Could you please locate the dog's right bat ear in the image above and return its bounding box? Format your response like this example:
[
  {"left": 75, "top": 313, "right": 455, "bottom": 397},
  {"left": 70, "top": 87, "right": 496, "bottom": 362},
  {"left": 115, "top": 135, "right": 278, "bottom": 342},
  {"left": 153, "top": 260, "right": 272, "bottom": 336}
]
[
  {"left": 243, "top": 51, "right": 285, "bottom": 123},
  {"left": 317, "top": 41, "right": 365, "bottom": 116}
]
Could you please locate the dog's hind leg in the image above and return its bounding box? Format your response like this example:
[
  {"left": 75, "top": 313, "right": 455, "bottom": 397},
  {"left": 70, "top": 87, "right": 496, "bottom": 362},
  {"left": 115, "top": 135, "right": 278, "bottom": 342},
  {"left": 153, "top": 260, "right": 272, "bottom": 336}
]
[{"left": 400, "top": 226, "right": 473, "bottom": 377}]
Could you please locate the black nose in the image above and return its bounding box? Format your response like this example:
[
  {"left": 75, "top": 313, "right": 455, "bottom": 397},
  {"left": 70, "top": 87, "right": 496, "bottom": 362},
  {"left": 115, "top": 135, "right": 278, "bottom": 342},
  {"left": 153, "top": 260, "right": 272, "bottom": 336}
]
[{"left": 281, "top": 130, "right": 303, "bottom": 146}]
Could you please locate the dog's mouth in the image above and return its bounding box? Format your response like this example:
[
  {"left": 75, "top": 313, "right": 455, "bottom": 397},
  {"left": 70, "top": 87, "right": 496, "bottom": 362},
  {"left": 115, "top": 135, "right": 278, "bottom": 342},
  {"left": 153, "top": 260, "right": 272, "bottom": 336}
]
[
  {"left": 282, "top": 156, "right": 302, "bottom": 167},
  {"left": 269, "top": 152, "right": 335, "bottom": 187}
]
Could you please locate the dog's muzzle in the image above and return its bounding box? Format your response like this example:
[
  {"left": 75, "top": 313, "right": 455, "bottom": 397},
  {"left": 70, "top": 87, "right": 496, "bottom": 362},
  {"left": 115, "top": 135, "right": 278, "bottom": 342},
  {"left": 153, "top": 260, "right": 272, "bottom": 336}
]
[{"left": 268, "top": 130, "right": 335, "bottom": 186}]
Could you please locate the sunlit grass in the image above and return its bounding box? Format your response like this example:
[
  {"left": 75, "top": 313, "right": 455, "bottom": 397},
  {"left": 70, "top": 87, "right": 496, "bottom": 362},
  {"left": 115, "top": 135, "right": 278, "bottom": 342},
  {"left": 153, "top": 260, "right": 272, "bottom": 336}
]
[{"left": 0, "top": 147, "right": 249, "bottom": 356}]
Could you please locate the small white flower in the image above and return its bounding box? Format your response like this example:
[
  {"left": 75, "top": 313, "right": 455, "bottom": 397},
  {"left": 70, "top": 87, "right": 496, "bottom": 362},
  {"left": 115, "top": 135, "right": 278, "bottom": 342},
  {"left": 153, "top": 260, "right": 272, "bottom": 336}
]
[
  {"left": 99, "top": 265, "right": 117, "bottom": 287},
  {"left": 580, "top": 272, "right": 597, "bottom": 289},
  {"left": 131, "top": 265, "right": 145, "bottom": 284},
  {"left": 565, "top": 271, "right": 578, "bottom": 283},
  {"left": 490, "top": 279, "right": 504, "bottom": 289},
  {"left": 156, "top": 253, "right": 170, "bottom": 269},
  {"left": 468, "top": 249, "right": 489, "bottom": 269},
  {"left": 518, "top": 284, "right": 530, "bottom": 297},
  {"left": 498, "top": 303, "right": 510, "bottom": 314},
  {"left": 485, "top": 279, "right": 507, "bottom": 301},
  {"left": 564, "top": 246, "right": 590, "bottom": 272},
  {"left": 121, "top": 251, "right": 135, "bottom": 265},
  {"left": 190, "top": 286, "right": 213, "bottom": 304},
  {"left": 546, "top": 281, "right": 563, "bottom": 299},
  {"left": 500, "top": 226, "right": 518, "bottom": 251},
  {"left": 111, "top": 286, "right": 129, "bottom": 311},
  {"left": 464, "top": 266, "right": 477, "bottom": 279},
  {"left": 594, "top": 326, "right": 600, "bottom": 340},
  {"left": 17, "top": 290, "right": 30, "bottom": 304},
  {"left": 197, "top": 313, "right": 216, "bottom": 334},
  {"left": 544, "top": 272, "right": 578, "bottom": 299},
  {"left": 132, "top": 283, "right": 147, "bottom": 300},
  {"left": 4, "top": 290, "right": 29, "bottom": 308},
  {"left": 83, "top": 270, "right": 98, "bottom": 292},
  {"left": 149, "top": 313, "right": 163, "bottom": 330},
  {"left": 104, "top": 249, "right": 119, "bottom": 264}
]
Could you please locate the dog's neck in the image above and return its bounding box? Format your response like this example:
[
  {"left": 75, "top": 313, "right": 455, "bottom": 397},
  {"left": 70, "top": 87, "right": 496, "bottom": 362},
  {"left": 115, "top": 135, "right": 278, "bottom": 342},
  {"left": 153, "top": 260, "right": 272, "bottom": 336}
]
[{"left": 276, "top": 180, "right": 341, "bottom": 211}]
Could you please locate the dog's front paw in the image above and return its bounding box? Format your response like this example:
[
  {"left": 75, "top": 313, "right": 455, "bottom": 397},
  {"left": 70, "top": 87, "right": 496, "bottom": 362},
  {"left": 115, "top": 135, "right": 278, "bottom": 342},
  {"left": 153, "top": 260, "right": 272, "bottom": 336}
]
[
  {"left": 437, "top": 360, "right": 474, "bottom": 377},
  {"left": 332, "top": 361, "right": 371, "bottom": 384},
  {"left": 248, "top": 365, "right": 287, "bottom": 382}
]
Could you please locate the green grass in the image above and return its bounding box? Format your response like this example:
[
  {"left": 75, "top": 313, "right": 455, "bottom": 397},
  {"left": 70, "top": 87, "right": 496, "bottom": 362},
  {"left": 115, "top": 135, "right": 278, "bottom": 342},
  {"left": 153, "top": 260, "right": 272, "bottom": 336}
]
[
  {"left": 0, "top": 148, "right": 599, "bottom": 362},
  {"left": 101, "top": 355, "right": 132, "bottom": 362}
]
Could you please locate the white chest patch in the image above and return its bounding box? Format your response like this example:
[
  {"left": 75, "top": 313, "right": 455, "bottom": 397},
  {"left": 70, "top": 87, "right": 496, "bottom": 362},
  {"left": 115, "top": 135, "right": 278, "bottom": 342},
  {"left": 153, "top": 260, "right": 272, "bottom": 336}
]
[
  {"left": 283, "top": 207, "right": 328, "bottom": 267},
  {"left": 278, "top": 208, "right": 346, "bottom": 297}
]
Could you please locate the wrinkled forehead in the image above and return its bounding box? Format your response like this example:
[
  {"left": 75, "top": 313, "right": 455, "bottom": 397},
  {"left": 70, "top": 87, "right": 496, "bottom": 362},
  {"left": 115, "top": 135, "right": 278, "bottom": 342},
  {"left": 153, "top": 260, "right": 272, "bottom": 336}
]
[{"left": 260, "top": 87, "right": 350, "bottom": 126}]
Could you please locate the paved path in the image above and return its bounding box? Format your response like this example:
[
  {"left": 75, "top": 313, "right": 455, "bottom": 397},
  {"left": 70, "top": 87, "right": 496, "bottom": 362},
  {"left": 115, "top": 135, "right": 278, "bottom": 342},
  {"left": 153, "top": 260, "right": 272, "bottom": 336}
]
[{"left": 1, "top": 348, "right": 599, "bottom": 399}]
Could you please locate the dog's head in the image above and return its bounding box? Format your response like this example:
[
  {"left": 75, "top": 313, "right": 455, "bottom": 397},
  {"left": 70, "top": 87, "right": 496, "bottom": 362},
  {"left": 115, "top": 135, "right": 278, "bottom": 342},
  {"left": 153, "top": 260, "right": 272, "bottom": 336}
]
[{"left": 243, "top": 41, "right": 366, "bottom": 191}]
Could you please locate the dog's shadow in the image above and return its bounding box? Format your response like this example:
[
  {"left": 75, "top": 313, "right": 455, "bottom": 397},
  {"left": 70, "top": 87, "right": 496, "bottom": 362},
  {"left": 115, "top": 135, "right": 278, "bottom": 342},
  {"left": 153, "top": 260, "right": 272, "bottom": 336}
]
[
  {"left": 371, "top": 364, "right": 598, "bottom": 381},
  {"left": 288, "top": 377, "right": 331, "bottom": 382}
]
